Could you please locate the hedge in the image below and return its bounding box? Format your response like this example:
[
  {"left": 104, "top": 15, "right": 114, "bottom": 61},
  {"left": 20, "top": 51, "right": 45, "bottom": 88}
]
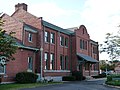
[
  {"left": 15, "top": 72, "right": 38, "bottom": 83},
  {"left": 62, "top": 76, "right": 76, "bottom": 81}
]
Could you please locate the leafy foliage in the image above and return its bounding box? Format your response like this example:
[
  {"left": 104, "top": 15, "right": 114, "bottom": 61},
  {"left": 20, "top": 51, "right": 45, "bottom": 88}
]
[
  {"left": 0, "top": 17, "right": 18, "bottom": 61},
  {"left": 62, "top": 76, "right": 76, "bottom": 81},
  {"left": 100, "top": 33, "right": 120, "bottom": 61},
  {"left": 15, "top": 72, "right": 38, "bottom": 83}
]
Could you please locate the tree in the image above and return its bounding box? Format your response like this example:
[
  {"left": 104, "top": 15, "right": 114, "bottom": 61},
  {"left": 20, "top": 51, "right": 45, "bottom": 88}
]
[
  {"left": 100, "top": 33, "right": 120, "bottom": 61},
  {"left": 0, "top": 17, "right": 18, "bottom": 64},
  {"left": 99, "top": 60, "right": 116, "bottom": 71}
]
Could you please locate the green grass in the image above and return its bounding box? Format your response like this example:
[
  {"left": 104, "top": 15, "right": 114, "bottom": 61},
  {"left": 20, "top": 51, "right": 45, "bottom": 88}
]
[
  {"left": 106, "top": 80, "right": 120, "bottom": 86},
  {"left": 0, "top": 82, "right": 62, "bottom": 90}
]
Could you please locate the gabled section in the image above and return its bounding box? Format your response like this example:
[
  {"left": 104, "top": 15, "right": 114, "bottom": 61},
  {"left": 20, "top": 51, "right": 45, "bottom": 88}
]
[
  {"left": 11, "top": 3, "right": 42, "bottom": 30},
  {"left": 1, "top": 13, "right": 23, "bottom": 41}
]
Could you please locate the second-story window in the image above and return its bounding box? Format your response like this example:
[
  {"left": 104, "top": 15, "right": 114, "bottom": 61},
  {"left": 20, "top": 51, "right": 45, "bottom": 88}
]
[
  {"left": 45, "top": 31, "right": 49, "bottom": 42},
  {"left": 28, "top": 33, "right": 32, "bottom": 42},
  {"left": 60, "top": 36, "right": 64, "bottom": 46},
  {"left": 50, "top": 33, "right": 55, "bottom": 44},
  {"left": 93, "top": 47, "right": 97, "bottom": 54},
  {"left": 65, "top": 37, "right": 68, "bottom": 47},
  {"left": 80, "top": 39, "right": 83, "bottom": 49}
]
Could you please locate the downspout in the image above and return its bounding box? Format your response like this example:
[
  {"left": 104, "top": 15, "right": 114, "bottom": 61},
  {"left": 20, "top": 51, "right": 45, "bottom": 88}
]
[
  {"left": 70, "top": 34, "right": 72, "bottom": 71},
  {"left": 22, "top": 23, "right": 25, "bottom": 45},
  {"left": 40, "top": 19, "right": 44, "bottom": 81}
]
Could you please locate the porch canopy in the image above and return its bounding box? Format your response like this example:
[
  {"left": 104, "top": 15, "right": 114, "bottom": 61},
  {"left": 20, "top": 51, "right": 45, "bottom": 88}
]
[{"left": 77, "top": 53, "right": 99, "bottom": 63}]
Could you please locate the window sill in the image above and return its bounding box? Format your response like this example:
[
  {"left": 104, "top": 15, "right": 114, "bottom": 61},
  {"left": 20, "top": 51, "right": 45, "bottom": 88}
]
[
  {"left": 28, "top": 41, "right": 33, "bottom": 43},
  {"left": 44, "top": 70, "right": 70, "bottom": 72},
  {"left": 27, "top": 69, "right": 32, "bottom": 72}
]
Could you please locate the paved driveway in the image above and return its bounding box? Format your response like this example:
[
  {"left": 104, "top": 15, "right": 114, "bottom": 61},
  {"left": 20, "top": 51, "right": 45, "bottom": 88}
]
[{"left": 21, "top": 79, "right": 119, "bottom": 90}]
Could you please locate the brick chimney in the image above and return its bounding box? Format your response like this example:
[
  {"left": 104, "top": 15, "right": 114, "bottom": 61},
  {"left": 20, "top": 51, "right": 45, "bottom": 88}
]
[{"left": 15, "top": 3, "right": 27, "bottom": 11}]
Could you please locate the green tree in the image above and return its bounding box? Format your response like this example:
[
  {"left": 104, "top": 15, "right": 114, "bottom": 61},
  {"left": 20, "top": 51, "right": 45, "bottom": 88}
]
[
  {"left": 0, "top": 17, "right": 18, "bottom": 62},
  {"left": 100, "top": 33, "right": 120, "bottom": 61}
]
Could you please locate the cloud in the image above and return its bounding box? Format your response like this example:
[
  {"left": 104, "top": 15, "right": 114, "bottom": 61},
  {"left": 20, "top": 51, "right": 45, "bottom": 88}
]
[
  {"left": 29, "top": 2, "right": 66, "bottom": 19},
  {"left": 79, "top": 0, "right": 120, "bottom": 42}
]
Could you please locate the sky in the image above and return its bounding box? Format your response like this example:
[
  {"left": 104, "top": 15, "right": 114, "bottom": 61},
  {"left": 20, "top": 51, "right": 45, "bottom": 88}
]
[{"left": 0, "top": 0, "right": 120, "bottom": 60}]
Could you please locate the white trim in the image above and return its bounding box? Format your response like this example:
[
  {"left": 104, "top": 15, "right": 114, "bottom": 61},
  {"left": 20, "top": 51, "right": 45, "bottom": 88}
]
[
  {"left": 27, "top": 69, "right": 32, "bottom": 72},
  {"left": 44, "top": 70, "right": 70, "bottom": 73}
]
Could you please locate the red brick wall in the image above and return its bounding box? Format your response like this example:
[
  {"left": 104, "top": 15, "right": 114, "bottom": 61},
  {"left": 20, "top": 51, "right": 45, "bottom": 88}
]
[
  {"left": 2, "top": 14, "right": 23, "bottom": 42},
  {"left": 43, "top": 27, "right": 71, "bottom": 71},
  {"left": 23, "top": 30, "right": 37, "bottom": 47},
  {"left": 2, "top": 49, "right": 37, "bottom": 82},
  {"left": 12, "top": 9, "right": 42, "bottom": 30}
]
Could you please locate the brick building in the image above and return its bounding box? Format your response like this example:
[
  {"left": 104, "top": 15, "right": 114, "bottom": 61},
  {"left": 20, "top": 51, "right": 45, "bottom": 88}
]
[{"left": 0, "top": 3, "right": 99, "bottom": 82}]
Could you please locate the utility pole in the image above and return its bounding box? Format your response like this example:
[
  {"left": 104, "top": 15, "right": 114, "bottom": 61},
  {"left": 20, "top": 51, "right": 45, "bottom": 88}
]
[{"left": 40, "top": 47, "right": 43, "bottom": 81}]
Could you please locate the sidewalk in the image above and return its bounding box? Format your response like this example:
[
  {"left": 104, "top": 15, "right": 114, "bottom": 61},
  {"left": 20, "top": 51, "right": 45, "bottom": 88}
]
[
  {"left": 86, "top": 78, "right": 120, "bottom": 89},
  {"left": 85, "top": 78, "right": 106, "bottom": 81}
]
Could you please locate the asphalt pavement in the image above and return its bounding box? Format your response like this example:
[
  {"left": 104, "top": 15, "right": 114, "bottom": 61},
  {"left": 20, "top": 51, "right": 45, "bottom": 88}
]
[{"left": 21, "top": 78, "right": 120, "bottom": 90}]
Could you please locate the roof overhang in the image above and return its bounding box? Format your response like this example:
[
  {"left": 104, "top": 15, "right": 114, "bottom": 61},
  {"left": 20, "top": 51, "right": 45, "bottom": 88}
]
[{"left": 77, "top": 53, "right": 99, "bottom": 63}]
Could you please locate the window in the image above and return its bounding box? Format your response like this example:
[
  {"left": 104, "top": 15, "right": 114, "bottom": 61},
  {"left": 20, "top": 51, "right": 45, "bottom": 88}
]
[
  {"left": 45, "top": 31, "right": 49, "bottom": 42},
  {"left": 65, "top": 38, "right": 68, "bottom": 47},
  {"left": 0, "top": 65, "right": 5, "bottom": 74},
  {"left": 80, "top": 39, "right": 83, "bottom": 49},
  {"left": 60, "top": 36, "right": 64, "bottom": 46},
  {"left": 83, "top": 40, "right": 85, "bottom": 49},
  {"left": 83, "top": 28, "right": 85, "bottom": 34},
  {"left": 93, "top": 47, "right": 97, "bottom": 54},
  {"left": 28, "top": 57, "right": 33, "bottom": 71},
  {"left": 80, "top": 39, "right": 87, "bottom": 50},
  {"left": 28, "top": 33, "right": 32, "bottom": 42},
  {"left": 50, "top": 33, "right": 55, "bottom": 44},
  {"left": 65, "top": 56, "right": 68, "bottom": 70},
  {"left": 60, "top": 55, "right": 64, "bottom": 70},
  {"left": 85, "top": 41, "right": 87, "bottom": 50},
  {"left": 50, "top": 53, "right": 55, "bottom": 70},
  {"left": 44, "top": 52, "right": 49, "bottom": 70}
]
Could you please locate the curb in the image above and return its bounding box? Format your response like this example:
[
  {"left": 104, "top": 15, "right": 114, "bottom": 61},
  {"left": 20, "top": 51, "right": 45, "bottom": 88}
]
[{"left": 103, "top": 83, "right": 120, "bottom": 89}]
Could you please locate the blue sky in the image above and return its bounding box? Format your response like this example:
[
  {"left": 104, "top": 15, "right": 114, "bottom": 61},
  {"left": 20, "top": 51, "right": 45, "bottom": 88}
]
[{"left": 1, "top": 0, "right": 120, "bottom": 60}]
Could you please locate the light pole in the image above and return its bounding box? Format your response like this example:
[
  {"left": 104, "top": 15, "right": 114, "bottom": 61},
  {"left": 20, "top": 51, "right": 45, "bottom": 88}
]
[{"left": 40, "top": 47, "right": 43, "bottom": 81}]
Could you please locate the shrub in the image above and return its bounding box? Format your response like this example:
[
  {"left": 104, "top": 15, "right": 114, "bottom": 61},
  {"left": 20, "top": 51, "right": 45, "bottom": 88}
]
[
  {"left": 15, "top": 72, "right": 38, "bottom": 83},
  {"left": 62, "top": 76, "right": 76, "bottom": 81},
  {"left": 72, "top": 71, "right": 83, "bottom": 81},
  {"left": 92, "top": 73, "right": 106, "bottom": 78},
  {"left": 107, "top": 75, "right": 112, "bottom": 81},
  {"left": 82, "top": 76, "right": 86, "bottom": 80},
  {"left": 106, "top": 74, "right": 120, "bottom": 86}
]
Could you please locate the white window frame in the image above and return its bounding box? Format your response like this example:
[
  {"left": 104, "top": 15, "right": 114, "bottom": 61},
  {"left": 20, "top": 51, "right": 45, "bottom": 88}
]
[
  {"left": 50, "top": 53, "right": 54, "bottom": 70},
  {"left": 28, "top": 33, "right": 32, "bottom": 42},
  {"left": 60, "top": 36, "right": 64, "bottom": 46},
  {"left": 50, "top": 33, "right": 55, "bottom": 44},
  {"left": 45, "top": 31, "right": 49, "bottom": 42},
  {"left": 44, "top": 52, "right": 48, "bottom": 70},
  {"left": 0, "top": 64, "right": 5, "bottom": 74},
  {"left": 0, "top": 56, "right": 6, "bottom": 74},
  {"left": 28, "top": 57, "right": 33, "bottom": 72}
]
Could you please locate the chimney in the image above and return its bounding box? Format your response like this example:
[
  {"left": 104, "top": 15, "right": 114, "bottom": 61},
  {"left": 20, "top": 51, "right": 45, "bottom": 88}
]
[{"left": 15, "top": 3, "right": 27, "bottom": 11}]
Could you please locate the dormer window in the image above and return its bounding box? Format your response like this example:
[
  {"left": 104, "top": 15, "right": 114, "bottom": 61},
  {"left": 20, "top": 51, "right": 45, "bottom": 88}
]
[{"left": 28, "top": 33, "right": 32, "bottom": 42}]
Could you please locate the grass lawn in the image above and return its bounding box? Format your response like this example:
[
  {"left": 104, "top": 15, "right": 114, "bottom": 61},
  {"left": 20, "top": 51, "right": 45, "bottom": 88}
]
[
  {"left": 0, "top": 82, "right": 62, "bottom": 90},
  {"left": 106, "top": 80, "right": 120, "bottom": 86}
]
